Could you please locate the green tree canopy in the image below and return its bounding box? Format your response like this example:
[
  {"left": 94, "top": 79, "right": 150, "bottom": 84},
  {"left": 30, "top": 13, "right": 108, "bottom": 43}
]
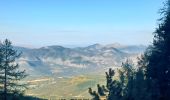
[{"left": 0, "top": 39, "right": 27, "bottom": 100}]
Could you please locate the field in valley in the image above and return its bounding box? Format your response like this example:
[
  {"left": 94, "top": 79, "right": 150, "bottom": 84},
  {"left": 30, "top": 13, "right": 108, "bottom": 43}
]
[{"left": 25, "top": 74, "right": 106, "bottom": 99}]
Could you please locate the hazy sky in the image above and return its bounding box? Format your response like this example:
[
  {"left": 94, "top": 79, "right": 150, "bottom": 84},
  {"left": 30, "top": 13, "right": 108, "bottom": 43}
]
[{"left": 0, "top": 0, "right": 163, "bottom": 47}]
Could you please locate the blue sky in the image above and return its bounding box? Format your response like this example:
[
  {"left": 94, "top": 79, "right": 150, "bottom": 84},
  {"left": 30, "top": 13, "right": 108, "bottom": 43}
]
[{"left": 0, "top": 0, "right": 163, "bottom": 47}]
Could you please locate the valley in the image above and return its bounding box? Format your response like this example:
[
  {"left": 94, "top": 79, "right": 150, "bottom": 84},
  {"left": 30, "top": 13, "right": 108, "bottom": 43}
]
[{"left": 16, "top": 43, "right": 146, "bottom": 99}]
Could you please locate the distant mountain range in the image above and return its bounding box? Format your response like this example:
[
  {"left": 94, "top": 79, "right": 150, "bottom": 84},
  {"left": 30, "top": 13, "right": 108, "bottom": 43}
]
[{"left": 15, "top": 43, "right": 147, "bottom": 77}]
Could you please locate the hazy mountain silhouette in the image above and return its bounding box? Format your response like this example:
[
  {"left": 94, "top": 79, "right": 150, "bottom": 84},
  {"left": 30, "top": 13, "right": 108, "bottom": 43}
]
[{"left": 15, "top": 43, "right": 146, "bottom": 76}]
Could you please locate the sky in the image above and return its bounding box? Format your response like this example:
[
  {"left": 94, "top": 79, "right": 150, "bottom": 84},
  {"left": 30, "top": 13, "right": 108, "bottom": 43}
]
[{"left": 0, "top": 0, "right": 163, "bottom": 47}]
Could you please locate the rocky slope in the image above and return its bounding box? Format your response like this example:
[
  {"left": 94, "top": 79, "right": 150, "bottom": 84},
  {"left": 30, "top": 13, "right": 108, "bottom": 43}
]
[{"left": 15, "top": 43, "right": 146, "bottom": 76}]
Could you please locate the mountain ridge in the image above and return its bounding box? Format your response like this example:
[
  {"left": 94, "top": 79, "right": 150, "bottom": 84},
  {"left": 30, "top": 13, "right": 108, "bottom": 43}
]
[{"left": 15, "top": 43, "right": 147, "bottom": 77}]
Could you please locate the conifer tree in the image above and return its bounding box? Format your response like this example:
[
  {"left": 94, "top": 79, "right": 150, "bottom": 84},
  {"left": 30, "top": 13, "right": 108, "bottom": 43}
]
[
  {"left": 106, "top": 68, "right": 122, "bottom": 100},
  {"left": 88, "top": 61, "right": 134, "bottom": 100},
  {"left": 139, "top": 0, "right": 170, "bottom": 99},
  {"left": 88, "top": 1, "right": 170, "bottom": 99},
  {"left": 97, "top": 84, "right": 105, "bottom": 96},
  {"left": 0, "top": 39, "right": 27, "bottom": 100},
  {"left": 88, "top": 87, "right": 100, "bottom": 100}
]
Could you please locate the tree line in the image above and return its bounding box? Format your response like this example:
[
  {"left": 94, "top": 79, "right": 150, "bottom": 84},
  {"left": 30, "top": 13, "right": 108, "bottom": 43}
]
[{"left": 89, "top": 0, "right": 170, "bottom": 100}]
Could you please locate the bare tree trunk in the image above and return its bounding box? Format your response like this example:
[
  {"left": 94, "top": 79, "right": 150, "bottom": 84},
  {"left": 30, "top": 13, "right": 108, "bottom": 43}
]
[
  {"left": 4, "top": 46, "right": 7, "bottom": 100},
  {"left": 4, "top": 67, "right": 7, "bottom": 100}
]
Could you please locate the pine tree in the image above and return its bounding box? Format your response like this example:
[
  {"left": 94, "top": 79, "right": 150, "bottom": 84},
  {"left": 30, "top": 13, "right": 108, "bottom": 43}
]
[
  {"left": 0, "top": 39, "right": 27, "bottom": 100},
  {"left": 139, "top": 0, "right": 170, "bottom": 99},
  {"left": 88, "top": 87, "right": 100, "bottom": 100},
  {"left": 88, "top": 68, "right": 120, "bottom": 100},
  {"left": 88, "top": 60, "right": 136, "bottom": 100},
  {"left": 97, "top": 84, "right": 105, "bottom": 96},
  {"left": 0, "top": 41, "right": 4, "bottom": 95}
]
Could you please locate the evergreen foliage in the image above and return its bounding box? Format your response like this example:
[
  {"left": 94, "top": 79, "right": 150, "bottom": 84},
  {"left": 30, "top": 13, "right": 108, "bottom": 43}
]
[
  {"left": 0, "top": 39, "right": 27, "bottom": 100},
  {"left": 88, "top": 1, "right": 170, "bottom": 100},
  {"left": 88, "top": 61, "right": 135, "bottom": 100},
  {"left": 140, "top": 0, "right": 170, "bottom": 99},
  {"left": 88, "top": 87, "right": 100, "bottom": 100}
]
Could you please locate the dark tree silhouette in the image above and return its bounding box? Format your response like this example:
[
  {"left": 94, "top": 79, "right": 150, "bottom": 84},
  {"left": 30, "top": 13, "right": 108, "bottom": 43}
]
[
  {"left": 97, "top": 84, "right": 105, "bottom": 96},
  {"left": 88, "top": 61, "right": 135, "bottom": 100},
  {"left": 106, "top": 68, "right": 122, "bottom": 100},
  {"left": 88, "top": 87, "right": 100, "bottom": 100},
  {"left": 88, "top": 0, "right": 170, "bottom": 100},
  {"left": 0, "top": 39, "right": 27, "bottom": 100},
  {"left": 139, "top": 0, "right": 170, "bottom": 99}
]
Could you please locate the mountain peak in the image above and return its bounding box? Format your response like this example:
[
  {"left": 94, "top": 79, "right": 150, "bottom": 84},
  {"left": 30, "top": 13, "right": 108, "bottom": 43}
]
[{"left": 87, "top": 43, "right": 103, "bottom": 49}]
